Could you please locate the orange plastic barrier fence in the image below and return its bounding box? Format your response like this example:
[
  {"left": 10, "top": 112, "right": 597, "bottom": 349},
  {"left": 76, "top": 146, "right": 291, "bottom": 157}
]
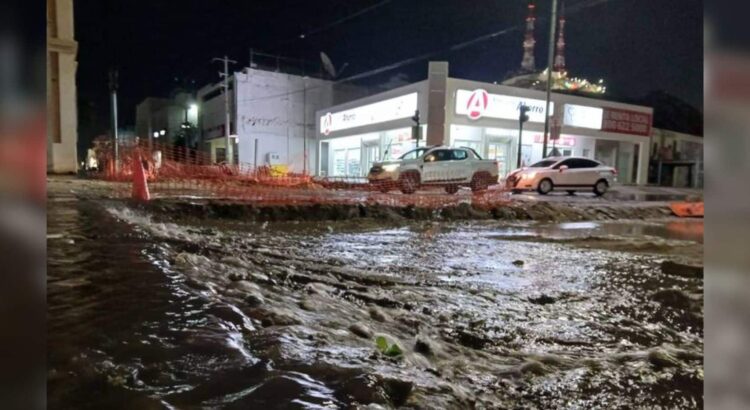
[
  {"left": 670, "top": 202, "right": 704, "bottom": 218},
  {"left": 90, "top": 142, "right": 512, "bottom": 209}
]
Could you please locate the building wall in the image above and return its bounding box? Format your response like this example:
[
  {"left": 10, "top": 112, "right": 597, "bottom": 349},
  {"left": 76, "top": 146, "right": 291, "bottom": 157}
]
[
  {"left": 195, "top": 69, "right": 341, "bottom": 170},
  {"left": 136, "top": 93, "right": 198, "bottom": 146},
  {"left": 47, "top": 0, "right": 78, "bottom": 173}
]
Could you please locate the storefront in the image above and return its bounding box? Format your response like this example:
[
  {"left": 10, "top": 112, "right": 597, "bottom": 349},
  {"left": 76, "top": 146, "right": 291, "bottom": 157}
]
[{"left": 316, "top": 62, "right": 653, "bottom": 184}]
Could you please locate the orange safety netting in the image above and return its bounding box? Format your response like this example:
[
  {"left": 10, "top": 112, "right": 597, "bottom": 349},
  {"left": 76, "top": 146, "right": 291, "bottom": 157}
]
[{"left": 88, "top": 141, "right": 512, "bottom": 209}]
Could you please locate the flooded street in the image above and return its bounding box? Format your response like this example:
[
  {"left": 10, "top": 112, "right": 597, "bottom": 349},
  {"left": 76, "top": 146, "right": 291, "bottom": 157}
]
[{"left": 48, "top": 186, "right": 703, "bottom": 408}]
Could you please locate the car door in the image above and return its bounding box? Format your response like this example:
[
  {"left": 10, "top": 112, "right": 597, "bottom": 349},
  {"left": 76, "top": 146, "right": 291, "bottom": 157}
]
[
  {"left": 422, "top": 149, "right": 451, "bottom": 182},
  {"left": 552, "top": 159, "right": 575, "bottom": 186},
  {"left": 449, "top": 149, "right": 472, "bottom": 182},
  {"left": 577, "top": 159, "right": 603, "bottom": 185}
]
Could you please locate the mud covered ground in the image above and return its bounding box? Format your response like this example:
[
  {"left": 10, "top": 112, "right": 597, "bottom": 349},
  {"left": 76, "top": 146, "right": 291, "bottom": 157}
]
[{"left": 48, "top": 178, "right": 703, "bottom": 409}]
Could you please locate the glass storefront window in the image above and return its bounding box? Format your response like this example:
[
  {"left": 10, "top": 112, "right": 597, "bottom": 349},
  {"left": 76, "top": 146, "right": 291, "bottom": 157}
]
[{"left": 347, "top": 148, "right": 361, "bottom": 176}]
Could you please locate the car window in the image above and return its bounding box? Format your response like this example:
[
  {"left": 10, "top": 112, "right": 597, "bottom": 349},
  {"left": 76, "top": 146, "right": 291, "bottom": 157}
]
[
  {"left": 553, "top": 159, "right": 573, "bottom": 169},
  {"left": 461, "top": 147, "right": 482, "bottom": 159},
  {"left": 434, "top": 150, "right": 452, "bottom": 161},
  {"left": 529, "top": 159, "right": 557, "bottom": 168},
  {"left": 399, "top": 148, "right": 428, "bottom": 160},
  {"left": 579, "top": 159, "right": 601, "bottom": 168},
  {"left": 452, "top": 149, "right": 468, "bottom": 160},
  {"left": 565, "top": 158, "right": 600, "bottom": 169}
]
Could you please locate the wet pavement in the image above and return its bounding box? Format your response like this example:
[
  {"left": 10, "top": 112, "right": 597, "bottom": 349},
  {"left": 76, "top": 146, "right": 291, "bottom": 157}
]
[{"left": 48, "top": 180, "right": 703, "bottom": 409}]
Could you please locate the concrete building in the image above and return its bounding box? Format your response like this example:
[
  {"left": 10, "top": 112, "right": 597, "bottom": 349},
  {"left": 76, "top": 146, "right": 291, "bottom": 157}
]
[
  {"left": 135, "top": 91, "right": 198, "bottom": 147},
  {"left": 47, "top": 0, "right": 78, "bottom": 173},
  {"left": 316, "top": 62, "right": 655, "bottom": 185},
  {"left": 197, "top": 66, "right": 363, "bottom": 170}
]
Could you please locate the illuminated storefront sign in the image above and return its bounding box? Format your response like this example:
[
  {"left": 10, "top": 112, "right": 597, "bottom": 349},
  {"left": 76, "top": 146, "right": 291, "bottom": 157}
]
[
  {"left": 563, "top": 104, "right": 603, "bottom": 129},
  {"left": 601, "top": 108, "right": 652, "bottom": 136},
  {"left": 320, "top": 92, "right": 418, "bottom": 135},
  {"left": 455, "top": 89, "right": 553, "bottom": 122},
  {"left": 533, "top": 134, "right": 576, "bottom": 146}
]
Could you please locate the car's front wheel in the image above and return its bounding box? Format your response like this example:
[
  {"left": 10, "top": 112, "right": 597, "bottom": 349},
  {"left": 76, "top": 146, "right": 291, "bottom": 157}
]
[
  {"left": 399, "top": 172, "right": 419, "bottom": 194},
  {"left": 537, "top": 178, "right": 553, "bottom": 195},
  {"left": 593, "top": 179, "right": 608, "bottom": 196}
]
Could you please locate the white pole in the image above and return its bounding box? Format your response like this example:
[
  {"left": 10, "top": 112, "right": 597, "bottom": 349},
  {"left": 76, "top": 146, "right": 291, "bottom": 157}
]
[
  {"left": 223, "top": 57, "right": 231, "bottom": 164},
  {"left": 542, "top": 0, "right": 559, "bottom": 158}
]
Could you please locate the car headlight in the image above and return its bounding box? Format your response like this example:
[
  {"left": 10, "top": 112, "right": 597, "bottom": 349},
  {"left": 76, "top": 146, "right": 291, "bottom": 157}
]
[{"left": 382, "top": 164, "right": 399, "bottom": 172}]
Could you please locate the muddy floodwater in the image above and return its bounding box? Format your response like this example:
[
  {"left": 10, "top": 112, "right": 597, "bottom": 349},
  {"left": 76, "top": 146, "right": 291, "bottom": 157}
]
[{"left": 48, "top": 195, "right": 703, "bottom": 408}]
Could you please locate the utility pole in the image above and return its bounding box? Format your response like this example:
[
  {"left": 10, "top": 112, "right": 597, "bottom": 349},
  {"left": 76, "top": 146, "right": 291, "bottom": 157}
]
[
  {"left": 212, "top": 56, "right": 237, "bottom": 164},
  {"left": 541, "top": 0, "right": 559, "bottom": 158},
  {"left": 108, "top": 69, "right": 119, "bottom": 171}
]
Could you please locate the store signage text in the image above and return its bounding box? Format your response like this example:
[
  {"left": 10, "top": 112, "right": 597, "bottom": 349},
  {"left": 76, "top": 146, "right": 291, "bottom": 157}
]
[
  {"left": 455, "top": 89, "right": 553, "bottom": 122},
  {"left": 563, "top": 104, "right": 603, "bottom": 129},
  {"left": 601, "top": 108, "right": 652, "bottom": 136},
  {"left": 533, "top": 134, "right": 576, "bottom": 146},
  {"left": 320, "top": 92, "right": 418, "bottom": 135}
]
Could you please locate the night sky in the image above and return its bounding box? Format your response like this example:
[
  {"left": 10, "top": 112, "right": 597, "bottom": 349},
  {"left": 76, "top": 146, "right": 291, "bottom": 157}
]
[{"left": 75, "top": 0, "right": 703, "bottom": 143}]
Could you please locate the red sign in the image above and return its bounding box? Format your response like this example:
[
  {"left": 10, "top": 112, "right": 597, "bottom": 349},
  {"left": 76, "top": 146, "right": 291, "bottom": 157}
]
[
  {"left": 601, "top": 108, "right": 652, "bottom": 136},
  {"left": 466, "top": 89, "right": 489, "bottom": 120},
  {"left": 533, "top": 134, "right": 575, "bottom": 146},
  {"left": 322, "top": 112, "right": 333, "bottom": 136}
]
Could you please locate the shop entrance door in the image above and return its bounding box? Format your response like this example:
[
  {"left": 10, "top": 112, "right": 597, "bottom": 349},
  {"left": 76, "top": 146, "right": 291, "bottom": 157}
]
[
  {"left": 487, "top": 141, "right": 511, "bottom": 177},
  {"left": 363, "top": 142, "right": 380, "bottom": 176}
]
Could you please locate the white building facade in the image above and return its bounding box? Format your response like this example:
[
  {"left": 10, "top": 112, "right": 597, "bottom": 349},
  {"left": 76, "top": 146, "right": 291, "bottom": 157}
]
[
  {"left": 316, "top": 62, "right": 655, "bottom": 185},
  {"left": 197, "top": 67, "right": 363, "bottom": 170}
]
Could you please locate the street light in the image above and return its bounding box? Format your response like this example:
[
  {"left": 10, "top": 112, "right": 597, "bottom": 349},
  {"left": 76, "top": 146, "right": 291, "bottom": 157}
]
[{"left": 153, "top": 131, "right": 159, "bottom": 139}]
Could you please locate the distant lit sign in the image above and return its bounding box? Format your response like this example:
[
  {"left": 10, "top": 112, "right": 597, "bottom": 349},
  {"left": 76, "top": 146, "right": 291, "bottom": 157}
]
[
  {"left": 320, "top": 93, "right": 418, "bottom": 135},
  {"left": 601, "top": 108, "right": 652, "bottom": 136},
  {"left": 456, "top": 89, "right": 553, "bottom": 122},
  {"left": 564, "top": 104, "right": 603, "bottom": 129},
  {"left": 533, "top": 134, "right": 575, "bottom": 146}
]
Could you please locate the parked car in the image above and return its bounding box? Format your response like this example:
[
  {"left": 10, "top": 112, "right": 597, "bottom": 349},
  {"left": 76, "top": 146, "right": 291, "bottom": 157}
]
[
  {"left": 368, "top": 146, "right": 500, "bottom": 194},
  {"left": 505, "top": 156, "right": 617, "bottom": 196}
]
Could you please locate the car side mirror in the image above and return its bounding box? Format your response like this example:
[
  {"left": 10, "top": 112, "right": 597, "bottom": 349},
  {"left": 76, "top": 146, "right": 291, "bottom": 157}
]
[{"left": 559, "top": 165, "right": 569, "bottom": 172}]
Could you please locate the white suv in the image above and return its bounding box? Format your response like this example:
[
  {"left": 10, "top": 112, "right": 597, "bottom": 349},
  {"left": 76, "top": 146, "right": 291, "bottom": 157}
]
[{"left": 505, "top": 156, "right": 617, "bottom": 196}]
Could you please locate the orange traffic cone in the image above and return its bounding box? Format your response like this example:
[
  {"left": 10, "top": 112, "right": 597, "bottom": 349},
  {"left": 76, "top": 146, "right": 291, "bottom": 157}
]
[{"left": 131, "top": 149, "right": 150, "bottom": 201}]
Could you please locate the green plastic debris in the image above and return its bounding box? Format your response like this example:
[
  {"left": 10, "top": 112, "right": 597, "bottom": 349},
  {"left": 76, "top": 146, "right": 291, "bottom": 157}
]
[{"left": 375, "top": 336, "right": 403, "bottom": 357}]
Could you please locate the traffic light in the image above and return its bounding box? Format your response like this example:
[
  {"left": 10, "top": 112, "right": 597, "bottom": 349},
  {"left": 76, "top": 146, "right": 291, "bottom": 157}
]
[
  {"left": 516, "top": 104, "right": 531, "bottom": 168},
  {"left": 519, "top": 104, "right": 530, "bottom": 123},
  {"left": 411, "top": 110, "right": 422, "bottom": 142}
]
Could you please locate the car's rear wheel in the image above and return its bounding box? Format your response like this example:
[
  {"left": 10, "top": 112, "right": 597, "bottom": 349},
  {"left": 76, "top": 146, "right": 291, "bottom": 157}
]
[
  {"left": 593, "top": 179, "right": 608, "bottom": 196},
  {"left": 445, "top": 185, "right": 459, "bottom": 195},
  {"left": 537, "top": 178, "right": 553, "bottom": 195},
  {"left": 399, "top": 172, "right": 419, "bottom": 194},
  {"left": 470, "top": 172, "right": 491, "bottom": 192}
]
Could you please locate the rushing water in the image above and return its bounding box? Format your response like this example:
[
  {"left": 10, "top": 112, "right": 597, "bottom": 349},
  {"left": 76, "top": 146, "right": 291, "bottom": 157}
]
[{"left": 48, "top": 197, "right": 703, "bottom": 409}]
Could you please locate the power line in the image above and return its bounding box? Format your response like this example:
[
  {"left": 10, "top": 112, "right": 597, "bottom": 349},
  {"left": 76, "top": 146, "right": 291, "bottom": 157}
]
[
  {"left": 272, "top": 0, "right": 394, "bottom": 49},
  {"left": 236, "top": 0, "right": 617, "bottom": 104}
]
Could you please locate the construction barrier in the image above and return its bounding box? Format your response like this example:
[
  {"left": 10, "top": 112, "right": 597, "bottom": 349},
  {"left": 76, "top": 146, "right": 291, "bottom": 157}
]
[{"left": 89, "top": 141, "right": 512, "bottom": 209}]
